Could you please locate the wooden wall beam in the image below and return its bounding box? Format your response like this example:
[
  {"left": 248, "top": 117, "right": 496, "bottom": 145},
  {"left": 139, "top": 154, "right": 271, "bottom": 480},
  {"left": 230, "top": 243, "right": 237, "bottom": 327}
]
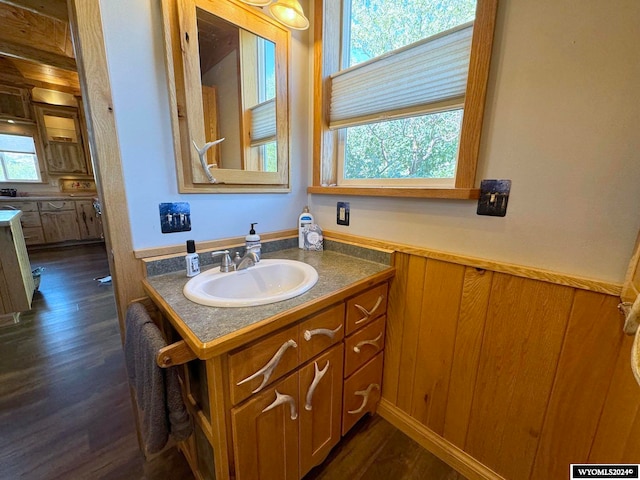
[{"left": 0, "top": 39, "right": 76, "bottom": 71}]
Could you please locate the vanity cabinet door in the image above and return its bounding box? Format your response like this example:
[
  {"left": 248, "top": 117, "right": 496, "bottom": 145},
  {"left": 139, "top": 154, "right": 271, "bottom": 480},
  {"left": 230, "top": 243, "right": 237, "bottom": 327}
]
[
  {"left": 299, "top": 343, "right": 344, "bottom": 477},
  {"left": 345, "top": 283, "right": 388, "bottom": 334},
  {"left": 231, "top": 372, "right": 299, "bottom": 480}
]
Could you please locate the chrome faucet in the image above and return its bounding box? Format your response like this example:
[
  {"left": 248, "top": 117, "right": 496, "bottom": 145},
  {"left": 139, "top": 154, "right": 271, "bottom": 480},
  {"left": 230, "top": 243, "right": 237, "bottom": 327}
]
[
  {"left": 211, "top": 250, "right": 235, "bottom": 272},
  {"left": 237, "top": 244, "right": 261, "bottom": 270}
]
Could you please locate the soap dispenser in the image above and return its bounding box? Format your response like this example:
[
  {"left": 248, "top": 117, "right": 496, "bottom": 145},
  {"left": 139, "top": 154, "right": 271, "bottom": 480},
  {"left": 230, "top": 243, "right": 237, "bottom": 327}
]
[{"left": 245, "top": 223, "right": 261, "bottom": 257}]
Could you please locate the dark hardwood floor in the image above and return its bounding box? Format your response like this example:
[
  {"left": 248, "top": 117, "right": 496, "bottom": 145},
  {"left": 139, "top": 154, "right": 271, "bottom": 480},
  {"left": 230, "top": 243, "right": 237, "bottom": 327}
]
[{"left": 0, "top": 243, "right": 464, "bottom": 480}]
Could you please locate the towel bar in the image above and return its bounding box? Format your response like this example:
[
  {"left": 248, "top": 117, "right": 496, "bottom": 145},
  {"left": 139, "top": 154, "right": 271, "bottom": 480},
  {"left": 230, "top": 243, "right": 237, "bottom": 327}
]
[{"left": 156, "top": 339, "right": 197, "bottom": 368}]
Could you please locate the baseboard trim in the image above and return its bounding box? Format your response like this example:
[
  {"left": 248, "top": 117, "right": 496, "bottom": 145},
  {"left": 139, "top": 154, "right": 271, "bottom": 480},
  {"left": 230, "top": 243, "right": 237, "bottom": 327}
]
[{"left": 377, "top": 399, "right": 505, "bottom": 480}]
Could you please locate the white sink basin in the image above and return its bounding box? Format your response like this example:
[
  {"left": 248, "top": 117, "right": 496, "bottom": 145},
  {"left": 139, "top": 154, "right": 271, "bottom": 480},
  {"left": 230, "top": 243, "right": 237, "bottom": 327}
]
[{"left": 183, "top": 259, "right": 319, "bottom": 307}]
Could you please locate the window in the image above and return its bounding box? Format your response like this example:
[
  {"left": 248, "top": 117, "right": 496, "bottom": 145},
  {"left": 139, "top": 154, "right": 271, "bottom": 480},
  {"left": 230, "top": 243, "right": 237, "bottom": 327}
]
[
  {"left": 0, "top": 132, "right": 42, "bottom": 183},
  {"left": 311, "top": 0, "right": 498, "bottom": 198}
]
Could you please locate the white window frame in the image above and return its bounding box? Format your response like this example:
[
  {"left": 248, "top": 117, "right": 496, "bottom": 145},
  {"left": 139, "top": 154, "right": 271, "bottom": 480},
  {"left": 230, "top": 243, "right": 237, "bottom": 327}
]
[{"left": 0, "top": 126, "right": 45, "bottom": 184}]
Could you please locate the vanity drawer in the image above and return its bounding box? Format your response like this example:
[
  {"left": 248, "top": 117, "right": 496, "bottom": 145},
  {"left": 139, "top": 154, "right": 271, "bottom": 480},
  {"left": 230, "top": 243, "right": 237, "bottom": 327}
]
[
  {"left": 229, "top": 324, "right": 299, "bottom": 405},
  {"left": 345, "top": 283, "right": 388, "bottom": 335},
  {"left": 38, "top": 200, "right": 75, "bottom": 211},
  {"left": 342, "top": 352, "right": 383, "bottom": 436},
  {"left": 0, "top": 200, "right": 39, "bottom": 212},
  {"left": 344, "top": 315, "right": 386, "bottom": 378},
  {"left": 298, "top": 303, "right": 344, "bottom": 364}
]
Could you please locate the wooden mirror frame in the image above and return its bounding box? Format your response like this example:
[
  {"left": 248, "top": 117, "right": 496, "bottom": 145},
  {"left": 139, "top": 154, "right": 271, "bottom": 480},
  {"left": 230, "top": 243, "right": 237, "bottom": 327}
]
[{"left": 161, "top": 0, "right": 291, "bottom": 193}]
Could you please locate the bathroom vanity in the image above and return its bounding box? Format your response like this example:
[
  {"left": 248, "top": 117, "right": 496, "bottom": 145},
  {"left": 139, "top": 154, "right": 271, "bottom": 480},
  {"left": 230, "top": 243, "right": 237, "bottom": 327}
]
[{"left": 142, "top": 247, "right": 394, "bottom": 480}]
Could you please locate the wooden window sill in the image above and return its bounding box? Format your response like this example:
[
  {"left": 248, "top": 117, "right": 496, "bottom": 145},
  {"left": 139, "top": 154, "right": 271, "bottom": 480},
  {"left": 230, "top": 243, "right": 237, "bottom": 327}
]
[{"left": 307, "top": 185, "right": 481, "bottom": 200}]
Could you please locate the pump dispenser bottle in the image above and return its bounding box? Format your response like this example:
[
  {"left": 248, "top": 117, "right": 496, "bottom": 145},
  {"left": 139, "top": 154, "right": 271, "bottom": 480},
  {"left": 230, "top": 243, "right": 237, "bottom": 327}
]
[
  {"left": 185, "top": 239, "right": 200, "bottom": 277},
  {"left": 245, "top": 223, "right": 261, "bottom": 258},
  {"left": 299, "top": 206, "right": 314, "bottom": 249}
]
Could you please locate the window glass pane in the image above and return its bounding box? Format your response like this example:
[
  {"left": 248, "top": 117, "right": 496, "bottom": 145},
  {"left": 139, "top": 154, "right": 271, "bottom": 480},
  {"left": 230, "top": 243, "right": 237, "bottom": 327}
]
[
  {"left": 3, "top": 152, "right": 40, "bottom": 181},
  {"left": 258, "top": 38, "right": 276, "bottom": 101},
  {"left": 0, "top": 134, "right": 41, "bottom": 182},
  {"left": 0, "top": 133, "right": 36, "bottom": 153},
  {"left": 263, "top": 142, "right": 277, "bottom": 172},
  {"left": 343, "top": 109, "right": 463, "bottom": 180},
  {"left": 347, "top": 0, "right": 477, "bottom": 67}
]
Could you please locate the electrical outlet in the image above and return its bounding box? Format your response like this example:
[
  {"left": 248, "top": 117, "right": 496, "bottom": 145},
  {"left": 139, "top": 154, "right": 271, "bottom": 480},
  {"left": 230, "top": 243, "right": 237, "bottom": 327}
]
[{"left": 337, "top": 201, "right": 350, "bottom": 226}]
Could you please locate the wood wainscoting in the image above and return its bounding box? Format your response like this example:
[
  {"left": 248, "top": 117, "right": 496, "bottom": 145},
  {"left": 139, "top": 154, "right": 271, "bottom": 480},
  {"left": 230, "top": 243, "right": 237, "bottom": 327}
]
[{"left": 380, "top": 251, "right": 640, "bottom": 480}]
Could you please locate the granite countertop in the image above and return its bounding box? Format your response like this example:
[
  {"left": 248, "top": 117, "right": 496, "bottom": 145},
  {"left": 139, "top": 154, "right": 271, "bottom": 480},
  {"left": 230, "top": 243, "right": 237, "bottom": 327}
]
[
  {"left": 143, "top": 248, "right": 394, "bottom": 357},
  {"left": 0, "top": 194, "right": 97, "bottom": 201}
]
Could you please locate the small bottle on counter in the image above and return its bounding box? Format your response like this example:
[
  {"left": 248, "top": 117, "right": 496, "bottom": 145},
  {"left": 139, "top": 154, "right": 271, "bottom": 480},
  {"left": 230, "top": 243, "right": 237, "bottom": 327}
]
[
  {"left": 185, "top": 239, "right": 200, "bottom": 277},
  {"left": 298, "top": 206, "right": 313, "bottom": 249}
]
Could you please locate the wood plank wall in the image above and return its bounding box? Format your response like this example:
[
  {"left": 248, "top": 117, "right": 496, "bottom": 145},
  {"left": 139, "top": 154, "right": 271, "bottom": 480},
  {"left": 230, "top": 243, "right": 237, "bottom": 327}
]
[{"left": 382, "top": 252, "right": 640, "bottom": 480}]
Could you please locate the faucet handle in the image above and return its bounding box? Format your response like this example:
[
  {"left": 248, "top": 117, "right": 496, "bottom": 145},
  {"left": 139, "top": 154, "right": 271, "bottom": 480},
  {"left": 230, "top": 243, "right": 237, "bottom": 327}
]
[{"left": 211, "top": 250, "right": 235, "bottom": 272}]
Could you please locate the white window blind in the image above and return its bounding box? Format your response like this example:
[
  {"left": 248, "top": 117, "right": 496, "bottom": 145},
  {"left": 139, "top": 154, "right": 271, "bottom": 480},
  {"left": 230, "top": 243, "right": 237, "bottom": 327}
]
[
  {"left": 329, "top": 22, "right": 473, "bottom": 129},
  {"left": 249, "top": 98, "right": 276, "bottom": 146}
]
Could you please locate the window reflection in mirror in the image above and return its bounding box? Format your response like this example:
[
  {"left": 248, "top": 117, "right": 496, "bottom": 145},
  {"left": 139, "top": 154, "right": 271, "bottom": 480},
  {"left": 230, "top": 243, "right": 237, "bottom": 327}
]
[{"left": 196, "top": 8, "right": 277, "bottom": 173}]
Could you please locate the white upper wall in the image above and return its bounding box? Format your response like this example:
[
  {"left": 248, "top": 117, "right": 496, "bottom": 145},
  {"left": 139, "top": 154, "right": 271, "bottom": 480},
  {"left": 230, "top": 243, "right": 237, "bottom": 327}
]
[
  {"left": 98, "top": 0, "right": 310, "bottom": 251},
  {"left": 98, "top": 0, "right": 640, "bottom": 284},
  {"left": 310, "top": 0, "right": 640, "bottom": 284}
]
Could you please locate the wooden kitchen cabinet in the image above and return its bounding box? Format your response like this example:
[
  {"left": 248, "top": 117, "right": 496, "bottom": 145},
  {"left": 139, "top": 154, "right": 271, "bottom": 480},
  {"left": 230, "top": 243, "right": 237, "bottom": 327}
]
[
  {"left": 39, "top": 200, "right": 80, "bottom": 243},
  {"left": 34, "top": 103, "right": 89, "bottom": 175},
  {"left": 0, "top": 200, "right": 44, "bottom": 246},
  {"left": 0, "top": 198, "right": 103, "bottom": 246},
  {"left": 75, "top": 200, "right": 101, "bottom": 240}
]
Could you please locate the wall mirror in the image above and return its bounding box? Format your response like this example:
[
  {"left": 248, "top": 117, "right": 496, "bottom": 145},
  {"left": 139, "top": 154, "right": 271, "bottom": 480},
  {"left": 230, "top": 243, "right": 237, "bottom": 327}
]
[{"left": 161, "top": 0, "right": 290, "bottom": 192}]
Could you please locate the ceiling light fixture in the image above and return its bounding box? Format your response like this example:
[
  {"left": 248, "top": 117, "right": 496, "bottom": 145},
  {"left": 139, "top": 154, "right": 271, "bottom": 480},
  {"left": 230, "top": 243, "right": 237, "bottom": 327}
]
[
  {"left": 269, "top": 0, "right": 309, "bottom": 30},
  {"left": 240, "top": 0, "right": 272, "bottom": 6}
]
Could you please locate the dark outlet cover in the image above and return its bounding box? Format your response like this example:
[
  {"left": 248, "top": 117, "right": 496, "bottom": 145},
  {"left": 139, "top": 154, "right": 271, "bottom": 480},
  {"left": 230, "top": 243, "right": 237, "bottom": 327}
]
[{"left": 477, "top": 179, "right": 511, "bottom": 217}]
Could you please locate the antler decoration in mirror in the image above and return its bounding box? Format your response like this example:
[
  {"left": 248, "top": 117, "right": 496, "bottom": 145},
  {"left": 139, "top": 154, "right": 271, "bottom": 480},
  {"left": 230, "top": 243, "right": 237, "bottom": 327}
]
[{"left": 192, "top": 138, "right": 225, "bottom": 183}]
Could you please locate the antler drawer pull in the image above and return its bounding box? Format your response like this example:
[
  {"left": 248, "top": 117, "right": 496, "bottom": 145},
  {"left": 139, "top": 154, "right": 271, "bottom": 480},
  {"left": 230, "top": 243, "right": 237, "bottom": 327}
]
[
  {"left": 304, "top": 360, "right": 329, "bottom": 411},
  {"left": 236, "top": 339, "right": 297, "bottom": 393},
  {"left": 354, "top": 296, "right": 383, "bottom": 325},
  {"left": 353, "top": 332, "right": 383, "bottom": 353},
  {"left": 303, "top": 324, "right": 342, "bottom": 341},
  {"left": 347, "top": 383, "right": 380, "bottom": 415},
  {"left": 262, "top": 390, "right": 298, "bottom": 420}
]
